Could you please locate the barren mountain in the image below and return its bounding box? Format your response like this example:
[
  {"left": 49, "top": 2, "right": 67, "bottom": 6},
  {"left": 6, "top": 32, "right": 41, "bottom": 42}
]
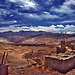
[
  {"left": 0, "top": 31, "right": 75, "bottom": 43},
  {"left": 0, "top": 31, "right": 47, "bottom": 43}
]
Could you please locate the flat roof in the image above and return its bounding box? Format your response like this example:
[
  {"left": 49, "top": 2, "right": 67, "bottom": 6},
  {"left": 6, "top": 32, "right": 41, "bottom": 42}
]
[{"left": 45, "top": 50, "right": 75, "bottom": 60}]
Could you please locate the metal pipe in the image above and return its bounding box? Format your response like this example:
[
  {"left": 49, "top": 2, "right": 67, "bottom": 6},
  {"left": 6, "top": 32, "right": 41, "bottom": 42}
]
[
  {"left": 0, "top": 52, "right": 5, "bottom": 66},
  {"left": 0, "top": 52, "right": 8, "bottom": 75},
  {"left": 3, "top": 52, "right": 8, "bottom": 66}
]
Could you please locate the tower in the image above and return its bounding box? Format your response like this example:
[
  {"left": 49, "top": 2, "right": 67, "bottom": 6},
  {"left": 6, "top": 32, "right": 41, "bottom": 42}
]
[
  {"left": 61, "top": 40, "right": 66, "bottom": 53},
  {"left": 56, "top": 40, "right": 66, "bottom": 54}
]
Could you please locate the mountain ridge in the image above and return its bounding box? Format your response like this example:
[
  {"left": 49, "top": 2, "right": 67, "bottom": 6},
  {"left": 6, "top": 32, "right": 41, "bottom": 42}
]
[{"left": 0, "top": 31, "right": 75, "bottom": 43}]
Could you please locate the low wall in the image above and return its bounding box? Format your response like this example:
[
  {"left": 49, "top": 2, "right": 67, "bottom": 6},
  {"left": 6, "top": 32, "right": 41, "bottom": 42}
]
[{"left": 45, "top": 56, "right": 75, "bottom": 74}]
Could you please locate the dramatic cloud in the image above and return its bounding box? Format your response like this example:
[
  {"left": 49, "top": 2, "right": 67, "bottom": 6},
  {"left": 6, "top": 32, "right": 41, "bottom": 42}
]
[
  {"left": 0, "top": 0, "right": 75, "bottom": 33},
  {"left": 50, "top": 0, "right": 75, "bottom": 15}
]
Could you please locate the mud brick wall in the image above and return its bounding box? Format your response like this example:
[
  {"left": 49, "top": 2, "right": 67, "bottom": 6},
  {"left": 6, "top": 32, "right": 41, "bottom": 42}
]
[
  {"left": 56, "top": 47, "right": 61, "bottom": 54},
  {"left": 56, "top": 47, "right": 66, "bottom": 54},
  {"left": 56, "top": 40, "right": 66, "bottom": 54},
  {"left": 45, "top": 56, "right": 75, "bottom": 74}
]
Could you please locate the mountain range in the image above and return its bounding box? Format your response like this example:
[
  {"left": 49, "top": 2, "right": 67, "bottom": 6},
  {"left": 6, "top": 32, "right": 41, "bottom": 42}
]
[{"left": 0, "top": 31, "right": 75, "bottom": 43}]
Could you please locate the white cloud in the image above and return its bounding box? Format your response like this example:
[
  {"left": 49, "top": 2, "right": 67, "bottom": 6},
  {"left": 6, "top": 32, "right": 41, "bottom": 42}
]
[
  {"left": 66, "top": 32, "right": 75, "bottom": 34},
  {"left": 45, "top": 0, "right": 53, "bottom": 5},
  {"left": 40, "top": 14, "right": 60, "bottom": 20},
  {"left": 51, "top": 5, "right": 73, "bottom": 14},
  {"left": 29, "top": 25, "right": 58, "bottom": 32},
  {"left": 10, "top": 14, "right": 13, "bottom": 17},
  {"left": 0, "top": 20, "right": 17, "bottom": 24},
  {"left": 9, "top": 0, "right": 37, "bottom": 10},
  {"left": 25, "top": 13, "right": 60, "bottom": 20},
  {"left": 61, "top": 20, "right": 75, "bottom": 23},
  {"left": 0, "top": 25, "right": 59, "bottom": 33},
  {"left": 51, "top": 0, "right": 75, "bottom": 15},
  {"left": 21, "top": 26, "right": 29, "bottom": 29},
  {"left": 0, "top": 25, "right": 75, "bottom": 34},
  {"left": 61, "top": 25, "right": 75, "bottom": 34},
  {"left": 43, "top": 12, "right": 50, "bottom": 14},
  {"left": 64, "top": 0, "right": 75, "bottom": 6},
  {"left": 9, "top": 0, "right": 16, "bottom": 2},
  {"left": 0, "top": 25, "right": 23, "bottom": 32},
  {"left": 57, "top": 25, "right": 64, "bottom": 27},
  {"left": 24, "top": 0, "right": 36, "bottom": 8},
  {"left": 64, "top": 25, "right": 75, "bottom": 31},
  {"left": 0, "top": 9, "right": 10, "bottom": 16}
]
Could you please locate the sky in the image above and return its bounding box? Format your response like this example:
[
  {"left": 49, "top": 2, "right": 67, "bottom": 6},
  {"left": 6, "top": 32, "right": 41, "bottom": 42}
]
[{"left": 0, "top": 0, "right": 75, "bottom": 34}]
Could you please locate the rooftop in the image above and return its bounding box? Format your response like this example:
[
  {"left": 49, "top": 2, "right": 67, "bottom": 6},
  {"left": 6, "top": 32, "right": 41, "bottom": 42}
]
[{"left": 46, "top": 49, "right": 75, "bottom": 60}]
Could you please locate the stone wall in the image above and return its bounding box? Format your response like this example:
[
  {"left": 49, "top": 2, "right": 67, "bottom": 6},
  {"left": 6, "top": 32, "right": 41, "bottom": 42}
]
[{"left": 45, "top": 56, "right": 75, "bottom": 74}]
